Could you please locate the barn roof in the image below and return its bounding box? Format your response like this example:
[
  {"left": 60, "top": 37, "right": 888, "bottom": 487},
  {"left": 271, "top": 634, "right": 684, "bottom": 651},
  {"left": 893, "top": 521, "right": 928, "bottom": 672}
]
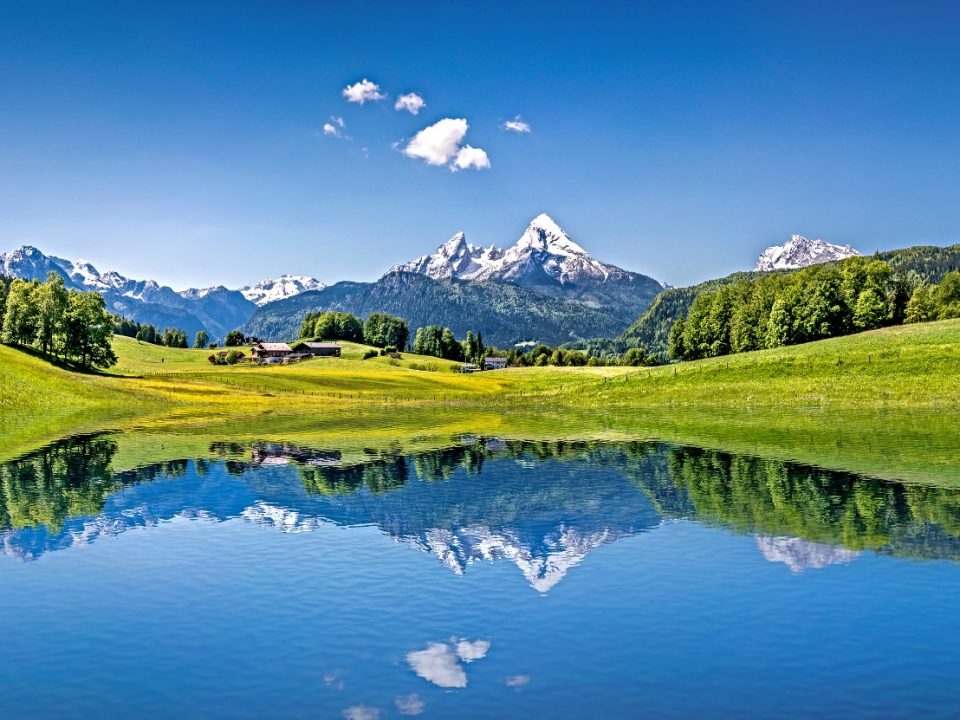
[{"left": 295, "top": 341, "right": 342, "bottom": 349}]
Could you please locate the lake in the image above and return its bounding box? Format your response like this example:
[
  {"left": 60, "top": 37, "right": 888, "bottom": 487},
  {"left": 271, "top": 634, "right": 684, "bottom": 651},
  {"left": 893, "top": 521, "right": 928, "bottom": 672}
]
[{"left": 2, "top": 433, "right": 960, "bottom": 719}]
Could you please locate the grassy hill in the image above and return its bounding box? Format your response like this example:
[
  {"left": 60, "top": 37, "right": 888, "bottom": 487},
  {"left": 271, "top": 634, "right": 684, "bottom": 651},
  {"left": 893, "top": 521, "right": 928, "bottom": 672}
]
[{"left": 3, "top": 323, "right": 960, "bottom": 484}]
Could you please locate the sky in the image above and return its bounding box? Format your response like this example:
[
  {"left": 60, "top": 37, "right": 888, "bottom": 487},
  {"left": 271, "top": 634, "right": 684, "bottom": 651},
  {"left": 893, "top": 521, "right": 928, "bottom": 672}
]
[{"left": 1, "top": 0, "right": 959, "bottom": 290}]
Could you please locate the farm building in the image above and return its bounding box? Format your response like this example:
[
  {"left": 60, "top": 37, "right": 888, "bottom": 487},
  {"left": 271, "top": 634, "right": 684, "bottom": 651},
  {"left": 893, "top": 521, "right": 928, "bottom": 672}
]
[
  {"left": 251, "top": 342, "right": 293, "bottom": 359},
  {"left": 292, "top": 341, "right": 342, "bottom": 357},
  {"left": 483, "top": 357, "right": 507, "bottom": 370}
]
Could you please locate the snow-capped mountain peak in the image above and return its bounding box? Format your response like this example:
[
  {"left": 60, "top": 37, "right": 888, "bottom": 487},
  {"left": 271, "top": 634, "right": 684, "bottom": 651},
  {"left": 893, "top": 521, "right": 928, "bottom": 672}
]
[
  {"left": 754, "top": 234, "right": 861, "bottom": 272},
  {"left": 515, "top": 213, "right": 588, "bottom": 257},
  {"left": 387, "top": 212, "right": 652, "bottom": 289},
  {"left": 240, "top": 274, "right": 326, "bottom": 306}
]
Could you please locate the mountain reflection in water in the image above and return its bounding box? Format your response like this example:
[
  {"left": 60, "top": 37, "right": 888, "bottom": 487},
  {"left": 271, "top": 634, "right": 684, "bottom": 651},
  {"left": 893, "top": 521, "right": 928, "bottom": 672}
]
[{"left": 2, "top": 434, "right": 960, "bottom": 588}]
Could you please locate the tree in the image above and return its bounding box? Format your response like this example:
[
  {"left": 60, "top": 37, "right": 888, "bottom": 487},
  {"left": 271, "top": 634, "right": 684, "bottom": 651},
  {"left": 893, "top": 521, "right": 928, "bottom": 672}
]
[
  {"left": 440, "top": 328, "right": 463, "bottom": 361},
  {"left": 194, "top": 330, "right": 210, "bottom": 349},
  {"left": 62, "top": 290, "right": 117, "bottom": 369},
  {"left": 2, "top": 279, "right": 39, "bottom": 346},
  {"left": 905, "top": 284, "right": 938, "bottom": 324},
  {"left": 299, "top": 312, "right": 318, "bottom": 339},
  {"left": 622, "top": 347, "right": 655, "bottom": 366},
  {"left": 0, "top": 277, "right": 8, "bottom": 336},
  {"left": 462, "top": 331, "right": 475, "bottom": 362},
  {"left": 668, "top": 316, "right": 686, "bottom": 360},
  {"left": 936, "top": 272, "right": 960, "bottom": 319},
  {"left": 853, "top": 288, "right": 889, "bottom": 331},
  {"left": 765, "top": 297, "right": 792, "bottom": 348},
  {"left": 224, "top": 330, "right": 245, "bottom": 347},
  {"left": 33, "top": 272, "right": 68, "bottom": 357},
  {"left": 136, "top": 323, "right": 158, "bottom": 344}
]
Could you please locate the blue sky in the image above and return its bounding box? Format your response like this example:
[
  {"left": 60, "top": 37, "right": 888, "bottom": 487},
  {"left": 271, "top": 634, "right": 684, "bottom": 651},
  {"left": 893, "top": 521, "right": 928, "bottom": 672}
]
[{"left": 1, "top": 1, "right": 959, "bottom": 289}]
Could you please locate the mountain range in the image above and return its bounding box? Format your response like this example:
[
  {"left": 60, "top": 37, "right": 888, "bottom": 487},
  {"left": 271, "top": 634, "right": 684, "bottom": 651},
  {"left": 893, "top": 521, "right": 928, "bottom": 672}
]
[
  {"left": 242, "top": 214, "right": 666, "bottom": 345},
  {"left": 2, "top": 218, "right": 888, "bottom": 347},
  {"left": 0, "top": 246, "right": 257, "bottom": 339}
]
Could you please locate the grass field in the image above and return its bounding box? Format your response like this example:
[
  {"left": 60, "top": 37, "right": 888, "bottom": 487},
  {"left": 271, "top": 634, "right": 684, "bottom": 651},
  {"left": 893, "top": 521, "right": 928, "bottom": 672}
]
[{"left": 3, "top": 322, "right": 959, "bottom": 483}]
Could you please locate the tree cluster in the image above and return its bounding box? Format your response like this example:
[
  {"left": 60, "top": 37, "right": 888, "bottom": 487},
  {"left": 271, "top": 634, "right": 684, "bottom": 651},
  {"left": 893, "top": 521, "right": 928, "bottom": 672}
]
[
  {"left": 505, "top": 343, "right": 658, "bottom": 367},
  {"left": 298, "top": 311, "right": 364, "bottom": 342},
  {"left": 0, "top": 272, "right": 117, "bottom": 369},
  {"left": 224, "top": 330, "right": 246, "bottom": 347},
  {"left": 113, "top": 317, "right": 191, "bottom": 348},
  {"left": 902, "top": 272, "right": 960, "bottom": 324},
  {"left": 362, "top": 312, "right": 409, "bottom": 350},
  {"left": 413, "top": 325, "right": 465, "bottom": 361},
  {"left": 668, "top": 257, "right": 932, "bottom": 361}
]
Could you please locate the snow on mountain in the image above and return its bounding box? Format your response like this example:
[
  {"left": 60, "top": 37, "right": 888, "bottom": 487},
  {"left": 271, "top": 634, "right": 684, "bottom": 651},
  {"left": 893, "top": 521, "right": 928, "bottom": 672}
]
[
  {"left": 389, "top": 232, "right": 504, "bottom": 280},
  {"left": 0, "top": 245, "right": 258, "bottom": 338},
  {"left": 755, "top": 535, "right": 860, "bottom": 573},
  {"left": 389, "top": 213, "right": 648, "bottom": 288},
  {"left": 412, "top": 524, "right": 626, "bottom": 593},
  {"left": 240, "top": 274, "right": 326, "bottom": 306},
  {"left": 0, "top": 245, "right": 67, "bottom": 283},
  {"left": 754, "top": 234, "right": 861, "bottom": 272}
]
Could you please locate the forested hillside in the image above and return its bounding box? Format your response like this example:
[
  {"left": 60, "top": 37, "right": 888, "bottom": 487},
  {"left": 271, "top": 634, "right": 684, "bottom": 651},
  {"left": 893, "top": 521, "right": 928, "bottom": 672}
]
[
  {"left": 242, "top": 271, "right": 638, "bottom": 346},
  {"left": 620, "top": 243, "right": 960, "bottom": 359}
]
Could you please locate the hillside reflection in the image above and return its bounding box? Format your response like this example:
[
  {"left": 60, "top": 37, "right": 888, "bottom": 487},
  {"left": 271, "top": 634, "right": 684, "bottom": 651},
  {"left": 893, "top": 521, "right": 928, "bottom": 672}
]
[{"left": 2, "top": 434, "right": 960, "bottom": 585}]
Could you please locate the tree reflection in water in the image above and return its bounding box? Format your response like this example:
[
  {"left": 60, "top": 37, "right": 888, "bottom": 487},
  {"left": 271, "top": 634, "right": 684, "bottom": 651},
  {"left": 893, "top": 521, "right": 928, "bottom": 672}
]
[{"left": 2, "top": 434, "right": 960, "bottom": 578}]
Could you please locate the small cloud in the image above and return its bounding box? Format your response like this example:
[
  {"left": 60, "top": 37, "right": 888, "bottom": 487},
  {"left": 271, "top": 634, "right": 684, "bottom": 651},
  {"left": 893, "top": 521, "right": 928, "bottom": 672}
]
[
  {"left": 324, "top": 669, "right": 344, "bottom": 690},
  {"left": 342, "top": 78, "right": 386, "bottom": 105},
  {"left": 323, "top": 116, "right": 349, "bottom": 139},
  {"left": 342, "top": 706, "right": 380, "bottom": 720},
  {"left": 395, "top": 92, "right": 426, "bottom": 115},
  {"left": 455, "top": 639, "right": 491, "bottom": 662},
  {"left": 452, "top": 145, "right": 490, "bottom": 172},
  {"left": 406, "top": 637, "right": 491, "bottom": 688},
  {"left": 501, "top": 115, "right": 531, "bottom": 133},
  {"left": 505, "top": 675, "right": 531, "bottom": 690},
  {"left": 402, "top": 118, "right": 490, "bottom": 171},
  {"left": 394, "top": 694, "right": 425, "bottom": 716}
]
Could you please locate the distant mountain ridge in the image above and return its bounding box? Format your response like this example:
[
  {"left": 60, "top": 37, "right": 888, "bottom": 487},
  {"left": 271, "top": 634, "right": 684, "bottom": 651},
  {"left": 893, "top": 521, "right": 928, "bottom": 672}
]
[
  {"left": 240, "top": 275, "right": 326, "bottom": 306},
  {"left": 755, "top": 234, "right": 860, "bottom": 271}
]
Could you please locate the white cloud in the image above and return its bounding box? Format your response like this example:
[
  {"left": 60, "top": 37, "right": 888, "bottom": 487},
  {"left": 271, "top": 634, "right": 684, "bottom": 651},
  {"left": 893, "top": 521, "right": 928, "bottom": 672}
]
[
  {"left": 404, "top": 118, "right": 468, "bottom": 165},
  {"left": 452, "top": 145, "right": 491, "bottom": 171},
  {"left": 394, "top": 694, "right": 425, "bottom": 716},
  {"left": 342, "top": 706, "right": 380, "bottom": 720},
  {"left": 403, "top": 118, "right": 490, "bottom": 171},
  {"left": 323, "top": 116, "right": 347, "bottom": 138},
  {"left": 395, "top": 92, "right": 426, "bottom": 115},
  {"left": 501, "top": 115, "right": 531, "bottom": 133},
  {"left": 342, "top": 78, "right": 386, "bottom": 104},
  {"left": 407, "top": 642, "right": 467, "bottom": 688}
]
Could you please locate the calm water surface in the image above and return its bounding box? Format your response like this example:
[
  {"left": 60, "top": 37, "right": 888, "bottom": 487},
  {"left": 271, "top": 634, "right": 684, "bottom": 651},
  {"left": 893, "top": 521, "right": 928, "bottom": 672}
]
[{"left": 2, "top": 435, "right": 960, "bottom": 719}]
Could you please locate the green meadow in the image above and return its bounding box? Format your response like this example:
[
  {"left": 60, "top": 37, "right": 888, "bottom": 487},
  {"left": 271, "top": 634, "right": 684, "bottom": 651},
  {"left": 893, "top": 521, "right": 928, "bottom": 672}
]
[{"left": 3, "top": 321, "right": 959, "bottom": 484}]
